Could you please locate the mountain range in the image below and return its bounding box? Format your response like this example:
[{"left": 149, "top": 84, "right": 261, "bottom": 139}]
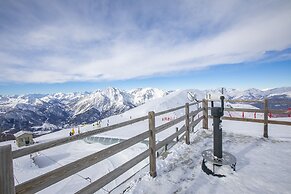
[
  {"left": 0, "top": 87, "right": 290, "bottom": 134},
  {"left": 0, "top": 87, "right": 167, "bottom": 134}
]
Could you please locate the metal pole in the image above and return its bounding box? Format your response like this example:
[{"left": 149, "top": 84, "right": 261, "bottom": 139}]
[
  {"left": 264, "top": 99, "right": 269, "bottom": 138},
  {"left": 213, "top": 116, "right": 222, "bottom": 158}
]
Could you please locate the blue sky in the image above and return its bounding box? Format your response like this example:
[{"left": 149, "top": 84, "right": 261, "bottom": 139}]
[{"left": 0, "top": 0, "right": 291, "bottom": 95}]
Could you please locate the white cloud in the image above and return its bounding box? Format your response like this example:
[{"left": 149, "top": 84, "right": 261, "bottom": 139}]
[{"left": 0, "top": 0, "right": 290, "bottom": 83}]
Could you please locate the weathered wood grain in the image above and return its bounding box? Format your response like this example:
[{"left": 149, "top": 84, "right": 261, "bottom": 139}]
[
  {"left": 148, "top": 111, "right": 157, "bottom": 178},
  {"left": 0, "top": 145, "right": 15, "bottom": 194}
]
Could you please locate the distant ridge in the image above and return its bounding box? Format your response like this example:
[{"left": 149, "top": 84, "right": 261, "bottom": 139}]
[{"left": 0, "top": 87, "right": 290, "bottom": 134}]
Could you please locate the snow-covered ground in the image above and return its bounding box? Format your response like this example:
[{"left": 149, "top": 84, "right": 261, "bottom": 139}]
[
  {"left": 124, "top": 119, "right": 291, "bottom": 194},
  {"left": 1, "top": 89, "right": 291, "bottom": 194}
]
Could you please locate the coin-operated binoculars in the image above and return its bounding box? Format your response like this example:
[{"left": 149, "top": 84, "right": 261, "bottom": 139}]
[{"left": 202, "top": 96, "right": 236, "bottom": 176}]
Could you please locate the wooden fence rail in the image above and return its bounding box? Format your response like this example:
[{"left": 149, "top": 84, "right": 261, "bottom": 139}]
[
  {"left": 224, "top": 108, "right": 291, "bottom": 114},
  {"left": 12, "top": 115, "right": 151, "bottom": 159},
  {"left": 209, "top": 98, "right": 291, "bottom": 138},
  {"left": 220, "top": 116, "right": 291, "bottom": 126}
]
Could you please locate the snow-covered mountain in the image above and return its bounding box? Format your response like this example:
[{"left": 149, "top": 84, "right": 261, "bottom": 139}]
[
  {"left": 202, "top": 87, "right": 291, "bottom": 100},
  {"left": 203, "top": 87, "right": 291, "bottom": 110},
  {"left": 0, "top": 86, "right": 290, "bottom": 134},
  {"left": 0, "top": 87, "right": 167, "bottom": 134},
  {"left": 129, "top": 88, "right": 169, "bottom": 105}
]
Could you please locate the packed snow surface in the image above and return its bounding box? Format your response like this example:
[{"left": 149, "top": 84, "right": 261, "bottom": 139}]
[{"left": 125, "top": 121, "right": 291, "bottom": 194}]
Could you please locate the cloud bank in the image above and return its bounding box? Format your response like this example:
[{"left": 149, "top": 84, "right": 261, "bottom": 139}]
[{"left": 0, "top": 0, "right": 291, "bottom": 83}]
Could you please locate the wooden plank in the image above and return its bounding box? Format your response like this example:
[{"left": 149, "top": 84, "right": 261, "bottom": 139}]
[
  {"left": 148, "top": 107, "right": 202, "bottom": 135},
  {"left": 156, "top": 126, "right": 186, "bottom": 150},
  {"left": 189, "top": 108, "right": 202, "bottom": 133},
  {"left": 189, "top": 101, "right": 201, "bottom": 106},
  {"left": 268, "top": 120, "right": 291, "bottom": 126},
  {"left": 189, "top": 108, "right": 203, "bottom": 117},
  {"left": 202, "top": 99, "right": 208, "bottom": 129},
  {"left": 267, "top": 100, "right": 291, "bottom": 104},
  {"left": 225, "top": 108, "right": 291, "bottom": 114},
  {"left": 155, "top": 115, "right": 186, "bottom": 134},
  {"left": 226, "top": 99, "right": 263, "bottom": 103},
  {"left": 0, "top": 145, "right": 15, "bottom": 194},
  {"left": 190, "top": 116, "right": 204, "bottom": 129},
  {"left": 76, "top": 149, "right": 150, "bottom": 194},
  {"left": 268, "top": 109, "right": 291, "bottom": 114},
  {"left": 224, "top": 108, "right": 264, "bottom": 113},
  {"left": 221, "top": 116, "right": 265, "bottom": 124},
  {"left": 148, "top": 111, "right": 157, "bottom": 178},
  {"left": 12, "top": 115, "right": 148, "bottom": 159},
  {"left": 185, "top": 103, "right": 190, "bottom": 145},
  {"left": 221, "top": 116, "right": 291, "bottom": 126},
  {"left": 15, "top": 131, "right": 149, "bottom": 194},
  {"left": 155, "top": 105, "right": 185, "bottom": 117},
  {"left": 156, "top": 117, "right": 203, "bottom": 151},
  {"left": 264, "top": 99, "right": 269, "bottom": 138}
]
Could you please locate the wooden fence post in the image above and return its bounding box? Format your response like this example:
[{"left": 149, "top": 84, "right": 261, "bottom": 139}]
[
  {"left": 0, "top": 145, "right": 15, "bottom": 194},
  {"left": 191, "top": 114, "right": 195, "bottom": 132},
  {"left": 202, "top": 99, "right": 208, "bottom": 129},
  {"left": 185, "top": 103, "right": 190, "bottom": 145},
  {"left": 148, "top": 111, "right": 157, "bottom": 177},
  {"left": 176, "top": 127, "right": 179, "bottom": 142},
  {"left": 264, "top": 99, "right": 269, "bottom": 138}
]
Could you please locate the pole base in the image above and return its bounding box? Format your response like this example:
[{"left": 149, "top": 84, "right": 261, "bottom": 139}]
[{"left": 201, "top": 149, "right": 236, "bottom": 176}]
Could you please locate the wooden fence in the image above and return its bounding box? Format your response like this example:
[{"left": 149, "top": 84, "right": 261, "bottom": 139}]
[
  {"left": 0, "top": 101, "right": 204, "bottom": 194},
  {"left": 208, "top": 99, "right": 291, "bottom": 138}
]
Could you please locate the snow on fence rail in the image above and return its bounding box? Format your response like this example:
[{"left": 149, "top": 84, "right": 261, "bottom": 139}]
[{"left": 1, "top": 102, "right": 203, "bottom": 194}]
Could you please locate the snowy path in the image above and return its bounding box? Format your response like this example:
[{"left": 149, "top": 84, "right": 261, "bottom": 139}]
[{"left": 125, "top": 126, "right": 291, "bottom": 194}]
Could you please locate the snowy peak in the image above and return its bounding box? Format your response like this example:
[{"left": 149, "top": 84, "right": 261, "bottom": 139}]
[
  {"left": 73, "top": 87, "right": 166, "bottom": 116},
  {"left": 130, "top": 88, "right": 167, "bottom": 105},
  {"left": 103, "top": 87, "right": 131, "bottom": 105}
]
